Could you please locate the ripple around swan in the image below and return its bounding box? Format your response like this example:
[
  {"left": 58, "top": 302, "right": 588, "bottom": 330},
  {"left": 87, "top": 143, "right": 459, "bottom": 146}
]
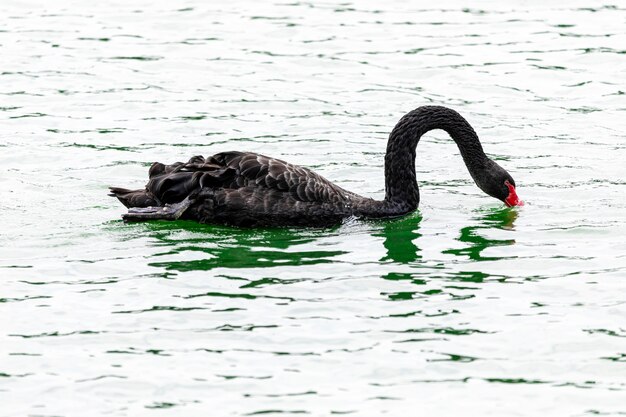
[{"left": 1, "top": 1, "right": 626, "bottom": 416}]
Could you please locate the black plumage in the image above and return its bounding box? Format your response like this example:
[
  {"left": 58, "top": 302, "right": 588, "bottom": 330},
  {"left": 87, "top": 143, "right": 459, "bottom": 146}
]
[{"left": 110, "top": 106, "right": 520, "bottom": 227}]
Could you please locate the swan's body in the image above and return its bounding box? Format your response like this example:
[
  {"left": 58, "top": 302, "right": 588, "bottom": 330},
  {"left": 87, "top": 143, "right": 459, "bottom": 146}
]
[{"left": 110, "top": 106, "right": 522, "bottom": 227}]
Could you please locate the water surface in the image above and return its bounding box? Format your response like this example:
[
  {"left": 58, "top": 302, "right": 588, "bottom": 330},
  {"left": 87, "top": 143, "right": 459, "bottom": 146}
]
[{"left": 1, "top": 1, "right": 626, "bottom": 416}]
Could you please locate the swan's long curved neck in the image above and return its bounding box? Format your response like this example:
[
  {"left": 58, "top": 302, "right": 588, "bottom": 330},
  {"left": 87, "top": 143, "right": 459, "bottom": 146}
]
[{"left": 364, "top": 106, "right": 490, "bottom": 217}]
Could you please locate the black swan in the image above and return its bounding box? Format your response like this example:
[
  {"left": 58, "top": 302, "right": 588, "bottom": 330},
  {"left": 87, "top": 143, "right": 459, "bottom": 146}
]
[{"left": 109, "top": 106, "right": 523, "bottom": 227}]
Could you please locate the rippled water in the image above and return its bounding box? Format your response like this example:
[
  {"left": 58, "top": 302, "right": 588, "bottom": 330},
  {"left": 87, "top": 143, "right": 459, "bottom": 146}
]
[{"left": 2, "top": 1, "right": 626, "bottom": 416}]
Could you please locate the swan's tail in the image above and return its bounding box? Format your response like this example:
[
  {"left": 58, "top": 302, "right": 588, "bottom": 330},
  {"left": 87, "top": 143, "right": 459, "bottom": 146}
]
[
  {"left": 109, "top": 155, "right": 235, "bottom": 222},
  {"left": 108, "top": 187, "right": 160, "bottom": 209},
  {"left": 121, "top": 196, "right": 194, "bottom": 223}
]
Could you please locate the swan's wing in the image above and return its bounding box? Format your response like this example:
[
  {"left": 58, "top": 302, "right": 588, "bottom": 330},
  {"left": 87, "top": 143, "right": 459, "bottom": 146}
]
[
  {"left": 207, "top": 151, "right": 351, "bottom": 203},
  {"left": 144, "top": 158, "right": 236, "bottom": 205},
  {"left": 138, "top": 151, "right": 351, "bottom": 206},
  {"left": 194, "top": 186, "right": 348, "bottom": 227}
]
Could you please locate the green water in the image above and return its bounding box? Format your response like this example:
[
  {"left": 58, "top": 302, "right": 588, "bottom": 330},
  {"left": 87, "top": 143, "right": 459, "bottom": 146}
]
[{"left": 1, "top": 1, "right": 626, "bottom": 416}]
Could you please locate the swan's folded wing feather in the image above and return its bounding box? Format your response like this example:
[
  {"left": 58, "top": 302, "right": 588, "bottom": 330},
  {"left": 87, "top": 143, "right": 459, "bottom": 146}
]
[
  {"left": 146, "top": 157, "right": 237, "bottom": 204},
  {"left": 187, "top": 186, "right": 347, "bottom": 228},
  {"left": 208, "top": 151, "right": 350, "bottom": 203},
  {"left": 143, "top": 151, "right": 352, "bottom": 206}
]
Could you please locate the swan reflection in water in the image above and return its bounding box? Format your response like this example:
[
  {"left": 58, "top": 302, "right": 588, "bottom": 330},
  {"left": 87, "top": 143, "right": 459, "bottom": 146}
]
[
  {"left": 375, "top": 207, "right": 517, "bottom": 265},
  {"left": 135, "top": 222, "right": 346, "bottom": 273},
  {"left": 443, "top": 207, "right": 518, "bottom": 262},
  {"left": 376, "top": 207, "right": 518, "bottom": 293},
  {"left": 124, "top": 206, "right": 516, "bottom": 281}
]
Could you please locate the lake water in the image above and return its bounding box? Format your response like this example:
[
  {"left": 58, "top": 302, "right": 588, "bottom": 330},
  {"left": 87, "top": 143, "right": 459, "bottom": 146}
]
[{"left": 1, "top": 1, "right": 625, "bottom": 416}]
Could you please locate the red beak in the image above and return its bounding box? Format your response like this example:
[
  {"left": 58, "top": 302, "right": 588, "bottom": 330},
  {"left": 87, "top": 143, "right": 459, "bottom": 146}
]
[{"left": 504, "top": 181, "right": 523, "bottom": 207}]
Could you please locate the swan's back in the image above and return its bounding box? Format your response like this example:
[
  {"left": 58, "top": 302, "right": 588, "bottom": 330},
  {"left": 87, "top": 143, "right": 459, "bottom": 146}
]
[{"left": 150, "top": 151, "right": 352, "bottom": 204}]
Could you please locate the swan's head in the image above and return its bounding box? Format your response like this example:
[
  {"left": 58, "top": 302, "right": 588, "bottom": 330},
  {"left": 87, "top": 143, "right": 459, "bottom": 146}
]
[
  {"left": 477, "top": 161, "right": 524, "bottom": 207},
  {"left": 503, "top": 180, "right": 523, "bottom": 207}
]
